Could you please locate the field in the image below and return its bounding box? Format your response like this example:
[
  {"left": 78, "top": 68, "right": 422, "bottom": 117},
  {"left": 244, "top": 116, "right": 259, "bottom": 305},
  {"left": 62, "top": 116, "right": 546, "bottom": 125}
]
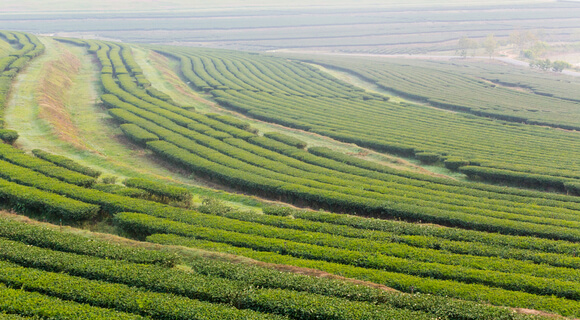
[
  {"left": 1, "top": 20, "right": 580, "bottom": 319},
  {"left": 1, "top": 1, "right": 580, "bottom": 53},
  {"left": 154, "top": 45, "right": 580, "bottom": 191}
]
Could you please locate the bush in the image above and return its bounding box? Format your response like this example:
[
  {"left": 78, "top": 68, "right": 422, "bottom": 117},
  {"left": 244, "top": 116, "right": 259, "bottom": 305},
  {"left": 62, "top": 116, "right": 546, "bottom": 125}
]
[
  {"left": 415, "top": 152, "right": 440, "bottom": 164},
  {"left": 0, "top": 129, "right": 18, "bottom": 144},
  {"left": 101, "top": 176, "right": 118, "bottom": 184}
]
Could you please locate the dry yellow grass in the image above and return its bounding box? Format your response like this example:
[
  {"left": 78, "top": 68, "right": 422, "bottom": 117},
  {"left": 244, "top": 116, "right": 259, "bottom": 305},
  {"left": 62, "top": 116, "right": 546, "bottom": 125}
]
[{"left": 36, "top": 47, "right": 86, "bottom": 149}]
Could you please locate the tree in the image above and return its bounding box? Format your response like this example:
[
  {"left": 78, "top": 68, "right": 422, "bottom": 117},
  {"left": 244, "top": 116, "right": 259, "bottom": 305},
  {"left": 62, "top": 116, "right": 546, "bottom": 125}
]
[
  {"left": 456, "top": 36, "right": 478, "bottom": 58},
  {"left": 552, "top": 60, "right": 571, "bottom": 72},
  {"left": 529, "top": 58, "right": 551, "bottom": 71},
  {"left": 509, "top": 30, "right": 536, "bottom": 52},
  {"left": 483, "top": 34, "right": 497, "bottom": 59}
]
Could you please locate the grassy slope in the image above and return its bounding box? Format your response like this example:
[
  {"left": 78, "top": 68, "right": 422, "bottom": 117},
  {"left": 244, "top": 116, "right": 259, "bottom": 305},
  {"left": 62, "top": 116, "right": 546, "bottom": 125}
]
[{"left": 3, "top": 37, "right": 263, "bottom": 210}]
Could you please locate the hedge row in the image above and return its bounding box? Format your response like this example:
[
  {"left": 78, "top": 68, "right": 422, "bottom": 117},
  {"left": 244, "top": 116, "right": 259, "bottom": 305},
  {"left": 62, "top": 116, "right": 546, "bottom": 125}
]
[
  {"left": 304, "top": 146, "right": 580, "bottom": 205},
  {"left": 206, "top": 113, "right": 256, "bottom": 133},
  {"left": 120, "top": 123, "right": 159, "bottom": 145},
  {"left": 92, "top": 183, "right": 150, "bottom": 198},
  {"left": 0, "top": 177, "right": 99, "bottom": 220},
  {"left": 212, "top": 208, "right": 580, "bottom": 271},
  {"left": 460, "top": 165, "right": 573, "bottom": 192},
  {"left": 145, "top": 139, "right": 580, "bottom": 243},
  {"left": 263, "top": 132, "right": 307, "bottom": 149},
  {"left": 0, "top": 238, "right": 434, "bottom": 320},
  {"left": 0, "top": 284, "right": 145, "bottom": 320},
  {"left": 0, "top": 260, "right": 283, "bottom": 320},
  {"left": 113, "top": 200, "right": 580, "bottom": 283},
  {"left": 262, "top": 207, "right": 580, "bottom": 256},
  {"left": 0, "top": 217, "right": 177, "bottom": 266},
  {"left": 183, "top": 252, "right": 551, "bottom": 320},
  {"left": 0, "top": 130, "right": 17, "bottom": 144},
  {"left": 149, "top": 233, "right": 580, "bottom": 318},
  {"left": 123, "top": 178, "right": 191, "bottom": 203},
  {"left": 0, "top": 151, "right": 96, "bottom": 187},
  {"left": 31, "top": 149, "right": 102, "bottom": 178},
  {"left": 115, "top": 212, "right": 580, "bottom": 301}
]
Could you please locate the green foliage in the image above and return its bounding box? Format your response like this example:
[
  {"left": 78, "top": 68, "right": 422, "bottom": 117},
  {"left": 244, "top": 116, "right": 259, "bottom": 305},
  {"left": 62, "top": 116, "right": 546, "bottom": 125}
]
[
  {"left": 150, "top": 233, "right": 580, "bottom": 318},
  {"left": 120, "top": 123, "right": 159, "bottom": 145},
  {"left": 444, "top": 158, "right": 470, "bottom": 170},
  {"left": 92, "top": 183, "right": 150, "bottom": 198},
  {"left": 415, "top": 152, "right": 440, "bottom": 164},
  {"left": 0, "top": 148, "right": 96, "bottom": 187},
  {"left": 552, "top": 60, "right": 572, "bottom": 72},
  {"left": 0, "top": 217, "right": 177, "bottom": 266},
  {"left": 0, "top": 178, "right": 99, "bottom": 220},
  {"left": 31, "top": 149, "right": 102, "bottom": 178},
  {"left": 0, "top": 260, "right": 283, "bottom": 320},
  {"left": 117, "top": 212, "right": 580, "bottom": 302},
  {"left": 0, "top": 237, "right": 434, "bottom": 320},
  {"left": 0, "top": 130, "right": 18, "bottom": 144},
  {"left": 123, "top": 177, "right": 191, "bottom": 203},
  {"left": 196, "top": 197, "right": 234, "bottom": 216},
  {"left": 263, "top": 132, "right": 307, "bottom": 149},
  {"left": 0, "top": 283, "right": 146, "bottom": 320},
  {"left": 101, "top": 175, "right": 118, "bottom": 184}
]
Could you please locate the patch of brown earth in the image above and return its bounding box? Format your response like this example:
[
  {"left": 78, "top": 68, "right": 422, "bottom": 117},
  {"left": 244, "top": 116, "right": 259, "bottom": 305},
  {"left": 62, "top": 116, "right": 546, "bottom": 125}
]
[{"left": 37, "top": 45, "right": 86, "bottom": 150}]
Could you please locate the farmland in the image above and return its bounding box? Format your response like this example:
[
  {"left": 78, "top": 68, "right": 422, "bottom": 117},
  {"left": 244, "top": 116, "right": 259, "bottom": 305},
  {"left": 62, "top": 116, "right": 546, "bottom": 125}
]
[
  {"left": 155, "top": 45, "right": 580, "bottom": 191},
  {"left": 1, "top": 17, "right": 580, "bottom": 319},
  {"left": 1, "top": 1, "right": 580, "bottom": 53}
]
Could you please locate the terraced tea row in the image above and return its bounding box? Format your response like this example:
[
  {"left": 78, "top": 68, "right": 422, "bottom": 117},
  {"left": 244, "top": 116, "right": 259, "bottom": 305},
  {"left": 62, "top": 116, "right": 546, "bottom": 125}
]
[
  {"left": 153, "top": 45, "right": 580, "bottom": 190},
  {"left": 0, "top": 31, "right": 44, "bottom": 144},
  {"left": 0, "top": 206, "right": 545, "bottom": 320},
  {"left": 0, "top": 133, "right": 574, "bottom": 317},
  {"left": 3, "top": 37, "right": 566, "bottom": 316},
  {"left": 304, "top": 57, "right": 580, "bottom": 129}
]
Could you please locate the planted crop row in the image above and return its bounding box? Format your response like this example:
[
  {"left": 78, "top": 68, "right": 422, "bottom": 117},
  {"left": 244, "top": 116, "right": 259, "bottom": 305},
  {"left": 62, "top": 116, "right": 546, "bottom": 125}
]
[
  {"left": 182, "top": 254, "right": 544, "bottom": 320},
  {"left": 0, "top": 144, "right": 95, "bottom": 187},
  {"left": 142, "top": 134, "right": 580, "bottom": 242},
  {"left": 115, "top": 212, "right": 580, "bottom": 301},
  {"left": 0, "top": 238, "right": 436, "bottom": 320},
  {"left": 149, "top": 233, "right": 580, "bottom": 318},
  {"left": 159, "top": 45, "right": 580, "bottom": 188},
  {"left": 0, "top": 217, "right": 177, "bottom": 266},
  {"left": 46, "top": 38, "right": 580, "bottom": 316},
  {"left": 123, "top": 177, "right": 191, "bottom": 203},
  {"left": 0, "top": 177, "right": 99, "bottom": 220},
  {"left": 31, "top": 149, "right": 102, "bottom": 178},
  {"left": 89, "top": 69, "right": 580, "bottom": 236},
  {"left": 0, "top": 32, "right": 44, "bottom": 118},
  {"left": 308, "top": 57, "right": 580, "bottom": 130},
  {"left": 0, "top": 283, "right": 145, "bottom": 320},
  {"left": 262, "top": 207, "right": 580, "bottom": 256},
  {"left": 209, "top": 208, "right": 580, "bottom": 271},
  {"left": 0, "top": 260, "right": 284, "bottom": 320},
  {"left": 121, "top": 206, "right": 580, "bottom": 283}
]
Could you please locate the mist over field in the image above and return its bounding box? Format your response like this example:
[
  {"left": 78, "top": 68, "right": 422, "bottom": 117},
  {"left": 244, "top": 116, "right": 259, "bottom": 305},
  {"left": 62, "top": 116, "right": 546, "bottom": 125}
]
[{"left": 2, "top": 0, "right": 580, "bottom": 53}]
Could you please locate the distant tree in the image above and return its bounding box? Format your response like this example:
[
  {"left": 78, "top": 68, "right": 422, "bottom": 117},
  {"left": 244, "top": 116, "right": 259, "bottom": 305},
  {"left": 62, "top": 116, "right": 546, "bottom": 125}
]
[
  {"left": 532, "top": 41, "right": 549, "bottom": 57},
  {"left": 456, "top": 36, "right": 478, "bottom": 58},
  {"left": 509, "top": 29, "right": 536, "bottom": 52},
  {"left": 483, "top": 34, "right": 498, "bottom": 59},
  {"left": 552, "top": 60, "right": 571, "bottom": 72},
  {"left": 529, "top": 58, "right": 552, "bottom": 71}
]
